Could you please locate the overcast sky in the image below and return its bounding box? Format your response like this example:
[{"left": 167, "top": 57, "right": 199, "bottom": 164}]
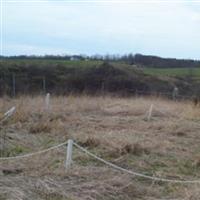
[{"left": 2, "top": 0, "right": 200, "bottom": 59}]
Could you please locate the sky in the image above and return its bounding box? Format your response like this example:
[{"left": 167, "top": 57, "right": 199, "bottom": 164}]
[{"left": 1, "top": 0, "right": 200, "bottom": 59}]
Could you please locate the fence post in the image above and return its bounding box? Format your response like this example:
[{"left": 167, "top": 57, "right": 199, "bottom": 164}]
[
  {"left": 4, "top": 106, "right": 16, "bottom": 118},
  {"left": 101, "top": 82, "right": 105, "bottom": 95},
  {"left": 172, "top": 87, "right": 178, "bottom": 101},
  {"left": 45, "top": 93, "right": 50, "bottom": 111},
  {"left": 147, "top": 104, "right": 153, "bottom": 121},
  {"left": 135, "top": 89, "right": 138, "bottom": 98},
  {"left": 65, "top": 139, "right": 73, "bottom": 169},
  {"left": 12, "top": 74, "right": 16, "bottom": 97},
  {"left": 43, "top": 76, "right": 46, "bottom": 94}
]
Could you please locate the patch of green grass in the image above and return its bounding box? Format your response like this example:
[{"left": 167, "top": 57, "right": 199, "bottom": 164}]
[
  {"left": 143, "top": 67, "right": 200, "bottom": 77},
  {"left": 0, "top": 194, "right": 7, "bottom": 200},
  {"left": 50, "top": 159, "right": 62, "bottom": 170},
  {"left": 74, "top": 148, "right": 105, "bottom": 167},
  {"left": 5, "top": 145, "right": 28, "bottom": 157},
  {"left": 162, "top": 184, "right": 181, "bottom": 196},
  {"left": 2, "top": 59, "right": 103, "bottom": 69},
  {"left": 42, "top": 138, "right": 56, "bottom": 148},
  {"left": 177, "top": 160, "right": 200, "bottom": 176}
]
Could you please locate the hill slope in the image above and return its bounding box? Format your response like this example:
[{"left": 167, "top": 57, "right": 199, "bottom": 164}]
[{"left": 0, "top": 58, "right": 200, "bottom": 97}]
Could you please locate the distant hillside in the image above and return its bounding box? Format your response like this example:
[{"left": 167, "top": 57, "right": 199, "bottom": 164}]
[
  {"left": 1, "top": 54, "right": 200, "bottom": 68},
  {"left": 132, "top": 54, "right": 200, "bottom": 68},
  {"left": 0, "top": 58, "right": 200, "bottom": 97}
]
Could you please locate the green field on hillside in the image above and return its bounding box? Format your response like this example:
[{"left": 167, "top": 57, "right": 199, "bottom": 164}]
[
  {"left": 143, "top": 67, "right": 200, "bottom": 77},
  {"left": 1, "top": 59, "right": 200, "bottom": 96},
  {"left": 4, "top": 58, "right": 200, "bottom": 78},
  {"left": 1, "top": 59, "right": 103, "bottom": 68}
]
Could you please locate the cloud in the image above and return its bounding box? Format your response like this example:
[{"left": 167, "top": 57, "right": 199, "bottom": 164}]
[
  {"left": 191, "top": 13, "right": 200, "bottom": 22},
  {"left": 2, "top": 1, "right": 200, "bottom": 59},
  {"left": 3, "top": 43, "right": 74, "bottom": 55}
]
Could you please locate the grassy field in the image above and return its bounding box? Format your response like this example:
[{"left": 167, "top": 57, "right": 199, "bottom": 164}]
[
  {"left": 2, "top": 58, "right": 200, "bottom": 98},
  {"left": 3, "top": 58, "right": 200, "bottom": 78},
  {"left": 1, "top": 59, "right": 103, "bottom": 68},
  {"left": 0, "top": 95, "right": 200, "bottom": 200},
  {"left": 143, "top": 67, "right": 200, "bottom": 78}
]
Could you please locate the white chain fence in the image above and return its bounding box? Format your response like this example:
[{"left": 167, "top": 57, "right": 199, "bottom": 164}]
[
  {"left": 0, "top": 98, "right": 199, "bottom": 184},
  {"left": 0, "top": 141, "right": 68, "bottom": 161},
  {"left": 73, "top": 142, "right": 200, "bottom": 184},
  {"left": 1, "top": 139, "right": 200, "bottom": 184}
]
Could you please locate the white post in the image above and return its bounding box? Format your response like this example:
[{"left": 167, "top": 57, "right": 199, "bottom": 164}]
[
  {"left": 4, "top": 106, "right": 16, "bottom": 117},
  {"left": 43, "top": 76, "right": 46, "bottom": 94},
  {"left": 172, "top": 87, "right": 179, "bottom": 101},
  {"left": 147, "top": 104, "right": 153, "bottom": 121},
  {"left": 45, "top": 93, "right": 50, "bottom": 111},
  {"left": 12, "top": 74, "right": 16, "bottom": 97},
  {"left": 65, "top": 139, "right": 73, "bottom": 169}
]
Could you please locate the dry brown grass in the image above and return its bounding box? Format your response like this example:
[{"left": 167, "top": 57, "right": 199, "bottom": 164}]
[{"left": 0, "top": 95, "right": 200, "bottom": 200}]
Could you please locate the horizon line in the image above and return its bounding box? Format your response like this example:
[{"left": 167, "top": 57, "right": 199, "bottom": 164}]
[{"left": 1, "top": 53, "right": 200, "bottom": 61}]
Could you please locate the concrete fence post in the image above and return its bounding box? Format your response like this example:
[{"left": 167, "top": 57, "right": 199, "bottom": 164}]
[
  {"left": 4, "top": 106, "right": 16, "bottom": 118},
  {"left": 65, "top": 139, "right": 73, "bottom": 169},
  {"left": 43, "top": 76, "right": 46, "bottom": 94},
  {"left": 147, "top": 104, "right": 153, "bottom": 121},
  {"left": 45, "top": 93, "right": 50, "bottom": 111},
  {"left": 12, "top": 74, "right": 16, "bottom": 97},
  {"left": 172, "top": 87, "right": 179, "bottom": 101}
]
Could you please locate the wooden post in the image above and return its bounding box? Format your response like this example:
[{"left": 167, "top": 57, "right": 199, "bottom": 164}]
[
  {"left": 101, "top": 82, "right": 105, "bottom": 95},
  {"left": 43, "top": 76, "right": 46, "bottom": 94},
  {"left": 147, "top": 104, "right": 153, "bottom": 121},
  {"left": 45, "top": 93, "right": 50, "bottom": 111},
  {"left": 12, "top": 74, "right": 16, "bottom": 97},
  {"left": 65, "top": 139, "right": 73, "bottom": 169},
  {"left": 135, "top": 89, "right": 138, "bottom": 98}
]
